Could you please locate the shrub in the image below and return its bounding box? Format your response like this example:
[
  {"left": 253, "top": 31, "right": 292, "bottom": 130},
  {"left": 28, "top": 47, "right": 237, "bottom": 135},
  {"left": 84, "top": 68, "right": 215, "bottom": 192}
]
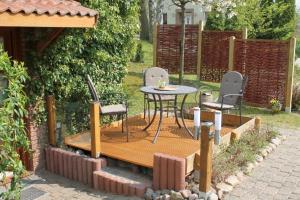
[
  {"left": 0, "top": 48, "right": 29, "bottom": 199},
  {"left": 133, "top": 43, "right": 144, "bottom": 63},
  {"left": 292, "top": 82, "right": 300, "bottom": 111},
  {"left": 296, "top": 39, "right": 300, "bottom": 59}
]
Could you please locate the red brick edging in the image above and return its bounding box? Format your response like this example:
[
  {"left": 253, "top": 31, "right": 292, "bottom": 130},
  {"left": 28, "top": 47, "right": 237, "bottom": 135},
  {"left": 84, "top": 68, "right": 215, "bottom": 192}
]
[{"left": 153, "top": 153, "right": 186, "bottom": 191}]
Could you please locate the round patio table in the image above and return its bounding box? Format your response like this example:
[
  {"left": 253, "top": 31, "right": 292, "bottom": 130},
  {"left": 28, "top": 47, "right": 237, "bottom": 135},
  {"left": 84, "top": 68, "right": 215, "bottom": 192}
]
[{"left": 140, "top": 85, "right": 197, "bottom": 144}]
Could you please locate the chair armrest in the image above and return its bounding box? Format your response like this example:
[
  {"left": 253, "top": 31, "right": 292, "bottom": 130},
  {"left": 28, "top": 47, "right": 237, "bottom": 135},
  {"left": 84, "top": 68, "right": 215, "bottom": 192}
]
[{"left": 222, "top": 93, "right": 243, "bottom": 99}]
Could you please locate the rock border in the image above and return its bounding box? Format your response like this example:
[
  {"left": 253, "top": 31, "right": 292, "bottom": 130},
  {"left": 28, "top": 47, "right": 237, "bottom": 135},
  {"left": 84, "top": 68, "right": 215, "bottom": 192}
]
[{"left": 144, "top": 134, "right": 286, "bottom": 200}]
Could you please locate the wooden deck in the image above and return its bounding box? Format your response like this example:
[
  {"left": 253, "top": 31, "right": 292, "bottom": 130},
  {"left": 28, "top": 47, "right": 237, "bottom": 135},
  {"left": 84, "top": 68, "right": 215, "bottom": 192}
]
[{"left": 64, "top": 115, "right": 234, "bottom": 171}]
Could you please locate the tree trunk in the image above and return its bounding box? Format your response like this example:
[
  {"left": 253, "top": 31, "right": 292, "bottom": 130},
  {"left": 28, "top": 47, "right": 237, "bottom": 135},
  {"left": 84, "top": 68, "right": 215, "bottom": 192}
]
[
  {"left": 179, "top": 6, "right": 186, "bottom": 84},
  {"left": 140, "top": 0, "right": 150, "bottom": 41},
  {"left": 148, "top": 0, "right": 155, "bottom": 43}
]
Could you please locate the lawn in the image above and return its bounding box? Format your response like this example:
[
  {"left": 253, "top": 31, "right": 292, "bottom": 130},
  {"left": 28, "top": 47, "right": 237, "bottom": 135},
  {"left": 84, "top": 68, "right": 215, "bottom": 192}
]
[{"left": 124, "top": 40, "right": 300, "bottom": 128}]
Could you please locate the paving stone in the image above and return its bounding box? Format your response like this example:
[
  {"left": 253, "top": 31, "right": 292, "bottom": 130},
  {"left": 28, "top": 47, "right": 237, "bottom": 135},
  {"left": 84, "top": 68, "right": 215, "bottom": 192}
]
[
  {"left": 224, "top": 128, "right": 300, "bottom": 200},
  {"left": 225, "top": 175, "right": 239, "bottom": 187},
  {"left": 216, "top": 182, "right": 233, "bottom": 193}
]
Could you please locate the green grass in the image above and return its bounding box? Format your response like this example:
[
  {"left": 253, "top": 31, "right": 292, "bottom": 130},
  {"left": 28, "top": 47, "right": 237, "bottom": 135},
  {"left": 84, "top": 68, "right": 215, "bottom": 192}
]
[{"left": 124, "top": 40, "right": 300, "bottom": 128}]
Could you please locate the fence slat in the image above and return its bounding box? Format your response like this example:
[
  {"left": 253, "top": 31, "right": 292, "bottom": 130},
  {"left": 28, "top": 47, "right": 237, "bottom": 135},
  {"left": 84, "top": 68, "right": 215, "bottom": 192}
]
[{"left": 285, "top": 37, "right": 296, "bottom": 112}]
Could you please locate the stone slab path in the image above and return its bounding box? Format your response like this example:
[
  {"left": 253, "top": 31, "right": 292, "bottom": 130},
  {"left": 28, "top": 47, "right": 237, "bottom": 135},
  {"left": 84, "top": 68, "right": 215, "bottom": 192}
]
[
  {"left": 21, "top": 170, "right": 142, "bottom": 200},
  {"left": 224, "top": 128, "right": 300, "bottom": 200}
]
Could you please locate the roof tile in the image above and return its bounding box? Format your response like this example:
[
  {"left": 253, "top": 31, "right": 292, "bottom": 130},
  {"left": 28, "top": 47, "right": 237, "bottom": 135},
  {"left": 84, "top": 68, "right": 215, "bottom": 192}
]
[{"left": 0, "top": 0, "right": 98, "bottom": 17}]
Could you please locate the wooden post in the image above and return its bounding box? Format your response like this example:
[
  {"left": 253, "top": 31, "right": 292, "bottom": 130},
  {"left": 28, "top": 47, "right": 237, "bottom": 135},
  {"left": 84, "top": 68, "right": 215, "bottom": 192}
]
[
  {"left": 153, "top": 23, "right": 158, "bottom": 67},
  {"left": 228, "top": 36, "right": 236, "bottom": 71},
  {"left": 199, "top": 122, "right": 214, "bottom": 193},
  {"left": 90, "top": 101, "right": 101, "bottom": 158},
  {"left": 255, "top": 117, "right": 261, "bottom": 131},
  {"left": 46, "top": 95, "right": 56, "bottom": 146},
  {"left": 285, "top": 37, "right": 296, "bottom": 113},
  {"left": 197, "top": 20, "right": 204, "bottom": 80},
  {"left": 242, "top": 27, "right": 248, "bottom": 39}
]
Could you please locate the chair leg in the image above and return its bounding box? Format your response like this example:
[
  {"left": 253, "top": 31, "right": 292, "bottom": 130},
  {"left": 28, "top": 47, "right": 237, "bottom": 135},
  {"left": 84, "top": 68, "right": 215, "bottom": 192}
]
[
  {"left": 122, "top": 114, "right": 124, "bottom": 133},
  {"left": 167, "top": 101, "right": 170, "bottom": 118},
  {"left": 240, "top": 106, "right": 242, "bottom": 126},
  {"left": 126, "top": 113, "right": 129, "bottom": 142},
  {"left": 148, "top": 100, "right": 151, "bottom": 123},
  {"left": 144, "top": 96, "right": 146, "bottom": 119}
]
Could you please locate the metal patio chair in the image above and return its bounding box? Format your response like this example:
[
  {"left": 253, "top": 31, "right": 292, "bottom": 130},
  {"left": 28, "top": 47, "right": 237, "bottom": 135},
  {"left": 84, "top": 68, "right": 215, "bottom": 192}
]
[
  {"left": 200, "top": 71, "right": 248, "bottom": 125},
  {"left": 86, "top": 75, "right": 129, "bottom": 142},
  {"left": 143, "top": 67, "right": 175, "bottom": 122}
]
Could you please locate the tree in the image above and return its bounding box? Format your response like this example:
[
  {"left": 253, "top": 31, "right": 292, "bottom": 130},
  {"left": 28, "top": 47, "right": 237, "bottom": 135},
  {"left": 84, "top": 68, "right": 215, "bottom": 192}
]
[
  {"left": 140, "top": 0, "right": 150, "bottom": 40},
  {"left": 206, "top": 0, "right": 296, "bottom": 39},
  {"left": 171, "top": 0, "right": 234, "bottom": 84}
]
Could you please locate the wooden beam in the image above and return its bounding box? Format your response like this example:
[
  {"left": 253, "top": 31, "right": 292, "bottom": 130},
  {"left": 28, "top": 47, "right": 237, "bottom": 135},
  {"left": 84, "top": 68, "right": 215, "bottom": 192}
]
[
  {"left": 197, "top": 20, "right": 204, "bottom": 80},
  {"left": 228, "top": 36, "right": 236, "bottom": 71},
  {"left": 153, "top": 23, "right": 158, "bottom": 67},
  {"left": 90, "top": 101, "right": 101, "bottom": 158},
  {"left": 0, "top": 12, "right": 97, "bottom": 28},
  {"left": 199, "top": 122, "right": 213, "bottom": 193},
  {"left": 285, "top": 37, "right": 296, "bottom": 112},
  {"left": 46, "top": 95, "right": 56, "bottom": 146},
  {"left": 37, "top": 28, "right": 64, "bottom": 55}
]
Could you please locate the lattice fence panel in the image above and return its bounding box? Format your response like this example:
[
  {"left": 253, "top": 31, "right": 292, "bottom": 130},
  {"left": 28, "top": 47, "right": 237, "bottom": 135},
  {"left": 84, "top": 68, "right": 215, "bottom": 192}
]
[
  {"left": 234, "top": 39, "right": 289, "bottom": 106},
  {"left": 156, "top": 25, "right": 199, "bottom": 74},
  {"left": 200, "top": 31, "right": 243, "bottom": 82}
]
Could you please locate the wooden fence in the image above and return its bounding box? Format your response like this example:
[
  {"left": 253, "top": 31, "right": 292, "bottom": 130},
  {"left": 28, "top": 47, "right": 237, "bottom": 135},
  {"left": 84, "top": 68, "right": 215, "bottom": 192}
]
[
  {"left": 233, "top": 38, "right": 295, "bottom": 110},
  {"left": 153, "top": 24, "right": 295, "bottom": 111}
]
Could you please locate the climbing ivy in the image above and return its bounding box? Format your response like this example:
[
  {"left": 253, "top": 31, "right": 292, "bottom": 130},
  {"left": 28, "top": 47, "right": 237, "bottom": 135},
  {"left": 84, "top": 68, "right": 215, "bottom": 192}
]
[
  {"left": 0, "top": 48, "right": 30, "bottom": 200},
  {"left": 27, "top": 0, "right": 139, "bottom": 128}
]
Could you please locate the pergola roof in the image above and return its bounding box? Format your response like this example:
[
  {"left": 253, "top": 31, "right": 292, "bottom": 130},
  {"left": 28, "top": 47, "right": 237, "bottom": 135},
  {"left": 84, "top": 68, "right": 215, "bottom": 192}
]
[{"left": 0, "top": 0, "right": 98, "bottom": 28}]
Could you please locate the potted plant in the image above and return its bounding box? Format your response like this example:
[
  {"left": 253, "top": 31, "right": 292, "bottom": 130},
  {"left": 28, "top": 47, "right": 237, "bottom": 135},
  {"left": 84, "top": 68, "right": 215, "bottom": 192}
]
[{"left": 270, "top": 98, "right": 282, "bottom": 114}]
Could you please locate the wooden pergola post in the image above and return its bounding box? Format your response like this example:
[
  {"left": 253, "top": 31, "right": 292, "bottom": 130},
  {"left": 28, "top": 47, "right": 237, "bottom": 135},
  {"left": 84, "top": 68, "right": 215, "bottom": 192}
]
[
  {"left": 285, "top": 37, "right": 296, "bottom": 113},
  {"left": 197, "top": 20, "right": 204, "bottom": 80},
  {"left": 199, "top": 122, "right": 214, "bottom": 193},
  {"left": 228, "top": 36, "right": 236, "bottom": 71},
  {"left": 46, "top": 95, "right": 56, "bottom": 146},
  {"left": 90, "top": 101, "right": 101, "bottom": 158}
]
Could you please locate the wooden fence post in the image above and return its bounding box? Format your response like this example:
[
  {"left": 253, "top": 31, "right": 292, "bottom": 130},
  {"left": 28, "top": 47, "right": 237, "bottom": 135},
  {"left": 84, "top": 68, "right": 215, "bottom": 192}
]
[
  {"left": 90, "top": 101, "right": 101, "bottom": 158},
  {"left": 285, "top": 37, "right": 296, "bottom": 113},
  {"left": 242, "top": 27, "right": 248, "bottom": 39},
  {"left": 228, "top": 36, "right": 236, "bottom": 71},
  {"left": 199, "top": 122, "right": 214, "bottom": 194},
  {"left": 197, "top": 20, "right": 204, "bottom": 80},
  {"left": 46, "top": 95, "right": 56, "bottom": 146},
  {"left": 153, "top": 23, "right": 158, "bottom": 67}
]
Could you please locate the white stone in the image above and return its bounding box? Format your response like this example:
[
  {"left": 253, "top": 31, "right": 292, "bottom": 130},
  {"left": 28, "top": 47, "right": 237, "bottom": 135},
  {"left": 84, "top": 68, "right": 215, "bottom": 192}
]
[
  {"left": 255, "top": 155, "right": 264, "bottom": 163},
  {"left": 161, "top": 189, "right": 170, "bottom": 195},
  {"left": 269, "top": 143, "right": 276, "bottom": 150},
  {"left": 271, "top": 138, "right": 281, "bottom": 146},
  {"left": 260, "top": 149, "right": 268, "bottom": 157},
  {"left": 162, "top": 194, "right": 171, "bottom": 200},
  {"left": 145, "top": 188, "right": 154, "bottom": 200},
  {"left": 217, "top": 189, "right": 223, "bottom": 199},
  {"left": 225, "top": 175, "right": 240, "bottom": 186},
  {"left": 216, "top": 182, "right": 233, "bottom": 193},
  {"left": 180, "top": 189, "right": 192, "bottom": 198},
  {"left": 188, "top": 193, "right": 198, "bottom": 200},
  {"left": 208, "top": 192, "right": 218, "bottom": 200},
  {"left": 244, "top": 163, "right": 254, "bottom": 174},
  {"left": 170, "top": 191, "right": 184, "bottom": 200}
]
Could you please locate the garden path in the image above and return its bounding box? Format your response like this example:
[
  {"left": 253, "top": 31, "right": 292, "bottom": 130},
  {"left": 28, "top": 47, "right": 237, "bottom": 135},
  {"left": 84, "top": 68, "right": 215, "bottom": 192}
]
[
  {"left": 21, "top": 170, "right": 141, "bottom": 200},
  {"left": 224, "top": 127, "right": 300, "bottom": 200}
]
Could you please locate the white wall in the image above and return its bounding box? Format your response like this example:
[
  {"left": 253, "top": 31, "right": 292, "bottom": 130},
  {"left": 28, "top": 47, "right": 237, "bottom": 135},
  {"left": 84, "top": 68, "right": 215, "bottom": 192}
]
[{"left": 161, "top": 0, "right": 206, "bottom": 24}]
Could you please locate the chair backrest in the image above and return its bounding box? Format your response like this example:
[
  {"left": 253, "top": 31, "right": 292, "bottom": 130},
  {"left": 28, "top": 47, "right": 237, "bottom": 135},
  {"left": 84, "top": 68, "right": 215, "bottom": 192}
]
[
  {"left": 86, "top": 75, "right": 99, "bottom": 102},
  {"left": 217, "top": 71, "right": 245, "bottom": 105},
  {"left": 143, "top": 67, "right": 169, "bottom": 86}
]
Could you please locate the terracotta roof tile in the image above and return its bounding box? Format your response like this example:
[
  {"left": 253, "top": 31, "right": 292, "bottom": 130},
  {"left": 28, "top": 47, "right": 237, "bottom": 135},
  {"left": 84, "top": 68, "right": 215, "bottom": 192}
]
[{"left": 0, "top": 0, "right": 98, "bottom": 17}]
